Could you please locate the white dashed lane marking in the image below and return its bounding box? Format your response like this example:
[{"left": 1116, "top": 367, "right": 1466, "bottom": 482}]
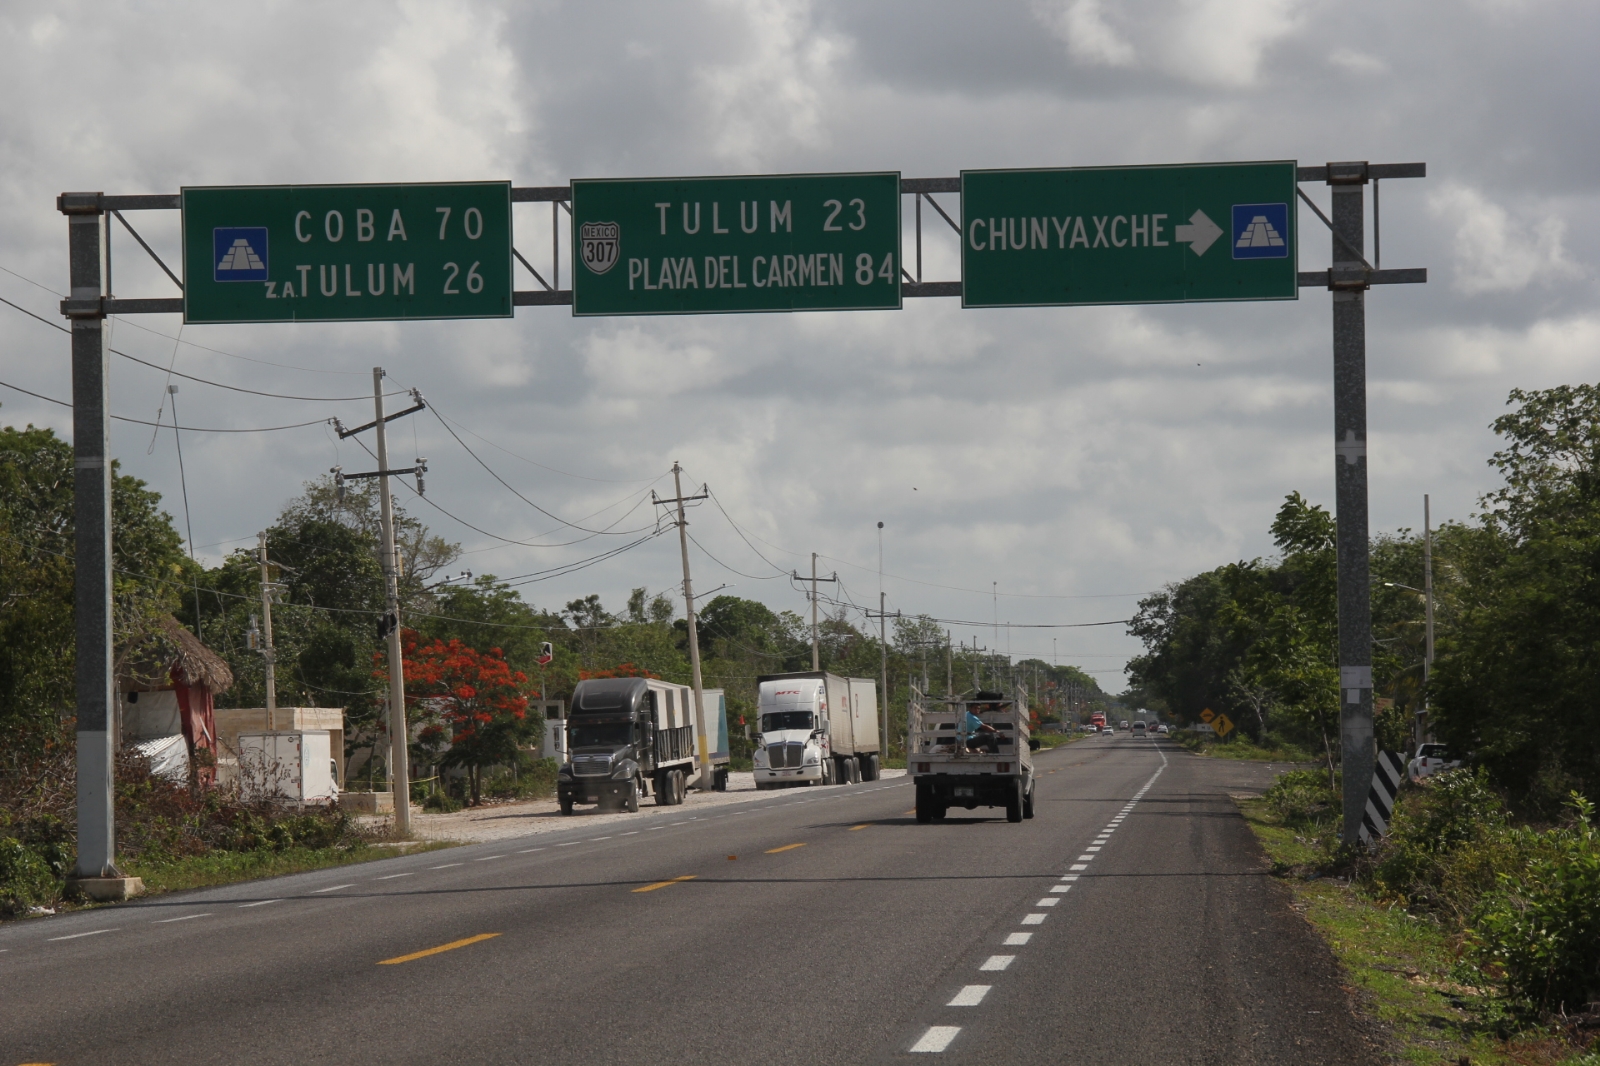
[
  {"left": 376, "top": 873, "right": 413, "bottom": 880},
  {"left": 153, "top": 913, "right": 210, "bottom": 923},
  {"left": 1004, "top": 932, "right": 1033, "bottom": 945},
  {"left": 312, "top": 884, "right": 354, "bottom": 893},
  {"left": 431, "top": 863, "right": 464, "bottom": 869},
  {"left": 238, "top": 899, "right": 281, "bottom": 908},
  {"left": 910, "top": 1026, "right": 962, "bottom": 1053},
  {"left": 48, "top": 929, "right": 116, "bottom": 941},
  {"left": 979, "top": 955, "right": 1014, "bottom": 972},
  {"left": 947, "top": 985, "right": 991, "bottom": 1006}
]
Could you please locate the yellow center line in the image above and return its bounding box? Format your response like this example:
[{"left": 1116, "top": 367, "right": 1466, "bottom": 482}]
[
  {"left": 633, "top": 875, "right": 697, "bottom": 893},
  {"left": 848, "top": 823, "right": 871, "bottom": 831},
  {"left": 377, "top": 933, "right": 499, "bottom": 965},
  {"left": 766, "top": 842, "right": 807, "bottom": 853}
]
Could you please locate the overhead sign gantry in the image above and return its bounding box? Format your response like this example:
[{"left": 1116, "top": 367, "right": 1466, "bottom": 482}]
[{"left": 58, "top": 157, "right": 1424, "bottom": 892}]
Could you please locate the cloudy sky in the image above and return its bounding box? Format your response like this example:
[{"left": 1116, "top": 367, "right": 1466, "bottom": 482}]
[{"left": 2, "top": 0, "right": 1595, "bottom": 685}]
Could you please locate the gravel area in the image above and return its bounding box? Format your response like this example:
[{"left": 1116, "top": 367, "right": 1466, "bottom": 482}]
[{"left": 382, "top": 768, "right": 908, "bottom": 843}]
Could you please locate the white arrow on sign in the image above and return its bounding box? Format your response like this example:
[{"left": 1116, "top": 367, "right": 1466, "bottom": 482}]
[{"left": 1174, "top": 209, "right": 1223, "bottom": 257}]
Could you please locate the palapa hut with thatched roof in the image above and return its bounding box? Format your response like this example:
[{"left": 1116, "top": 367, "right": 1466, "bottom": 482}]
[{"left": 117, "top": 615, "right": 233, "bottom": 786}]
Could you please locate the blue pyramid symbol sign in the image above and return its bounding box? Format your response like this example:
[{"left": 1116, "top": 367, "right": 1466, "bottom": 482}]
[
  {"left": 1231, "top": 203, "right": 1289, "bottom": 260},
  {"left": 213, "top": 227, "right": 269, "bottom": 281}
]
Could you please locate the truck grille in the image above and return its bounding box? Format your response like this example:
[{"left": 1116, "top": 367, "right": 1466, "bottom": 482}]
[
  {"left": 573, "top": 754, "right": 611, "bottom": 777},
  {"left": 768, "top": 742, "right": 805, "bottom": 769}
]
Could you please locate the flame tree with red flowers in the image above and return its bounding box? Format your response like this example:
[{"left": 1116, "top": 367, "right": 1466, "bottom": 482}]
[{"left": 378, "top": 630, "right": 538, "bottom": 806}]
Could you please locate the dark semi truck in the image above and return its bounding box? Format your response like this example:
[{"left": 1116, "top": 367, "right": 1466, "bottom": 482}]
[{"left": 556, "top": 677, "right": 729, "bottom": 814}]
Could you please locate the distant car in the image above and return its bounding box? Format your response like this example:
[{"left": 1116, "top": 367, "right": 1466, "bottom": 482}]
[
  {"left": 1119, "top": 720, "right": 1130, "bottom": 731},
  {"left": 1131, "top": 721, "right": 1146, "bottom": 736},
  {"left": 1156, "top": 724, "right": 1169, "bottom": 735},
  {"left": 1408, "top": 743, "right": 1462, "bottom": 782}
]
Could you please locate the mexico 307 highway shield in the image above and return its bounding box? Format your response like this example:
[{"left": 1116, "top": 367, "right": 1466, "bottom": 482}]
[
  {"left": 570, "top": 173, "right": 901, "bottom": 316},
  {"left": 960, "top": 161, "right": 1298, "bottom": 308}
]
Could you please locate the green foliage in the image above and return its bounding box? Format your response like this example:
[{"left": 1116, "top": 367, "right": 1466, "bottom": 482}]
[
  {"left": 0, "top": 837, "right": 60, "bottom": 916},
  {"left": 0, "top": 423, "right": 189, "bottom": 743},
  {"left": 1467, "top": 795, "right": 1600, "bottom": 1017},
  {"left": 1263, "top": 768, "right": 1340, "bottom": 826}
]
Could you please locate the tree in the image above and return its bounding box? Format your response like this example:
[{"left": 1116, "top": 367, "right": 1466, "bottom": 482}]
[
  {"left": 0, "top": 423, "right": 189, "bottom": 744},
  {"left": 397, "top": 631, "right": 537, "bottom": 805}
]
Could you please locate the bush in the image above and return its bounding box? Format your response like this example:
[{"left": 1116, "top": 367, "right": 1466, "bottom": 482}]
[
  {"left": 0, "top": 837, "right": 60, "bottom": 916},
  {"left": 1466, "top": 795, "right": 1600, "bottom": 1017},
  {"left": 423, "top": 792, "right": 463, "bottom": 813},
  {"left": 1368, "top": 769, "right": 1531, "bottom": 920},
  {"left": 1264, "top": 769, "right": 1340, "bottom": 826}
]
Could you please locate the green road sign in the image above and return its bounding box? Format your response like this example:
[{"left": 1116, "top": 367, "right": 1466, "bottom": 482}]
[
  {"left": 181, "top": 182, "right": 512, "bottom": 324},
  {"left": 570, "top": 173, "right": 900, "bottom": 316},
  {"left": 960, "top": 161, "right": 1297, "bottom": 308}
]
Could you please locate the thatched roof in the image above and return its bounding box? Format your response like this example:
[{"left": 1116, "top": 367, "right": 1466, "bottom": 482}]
[{"left": 119, "top": 616, "right": 234, "bottom": 695}]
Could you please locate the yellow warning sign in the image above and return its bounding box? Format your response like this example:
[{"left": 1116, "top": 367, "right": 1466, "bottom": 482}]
[
  {"left": 1199, "top": 708, "right": 1215, "bottom": 723},
  {"left": 1213, "top": 714, "right": 1235, "bottom": 738}
]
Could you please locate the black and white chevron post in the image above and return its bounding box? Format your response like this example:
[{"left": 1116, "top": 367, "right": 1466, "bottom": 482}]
[{"left": 1358, "top": 750, "right": 1407, "bottom": 846}]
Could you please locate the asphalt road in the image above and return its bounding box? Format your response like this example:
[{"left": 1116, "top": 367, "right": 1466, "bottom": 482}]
[{"left": 2, "top": 738, "right": 1381, "bottom": 1065}]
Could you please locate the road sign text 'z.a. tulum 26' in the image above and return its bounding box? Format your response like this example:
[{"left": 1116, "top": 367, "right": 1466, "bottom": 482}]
[
  {"left": 181, "top": 182, "right": 513, "bottom": 324},
  {"left": 960, "top": 161, "right": 1297, "bottom": 308},
  {"left": 569, "top": 173, "right": 901, "bottom": 316}
]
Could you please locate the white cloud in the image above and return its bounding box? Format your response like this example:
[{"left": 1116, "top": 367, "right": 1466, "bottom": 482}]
[
  {"left": 1031, "top": 0, "right": 1302, "bottom": 86},
  {"left": 1429, "top": 183, "right": 1584, "bottom": 294}
]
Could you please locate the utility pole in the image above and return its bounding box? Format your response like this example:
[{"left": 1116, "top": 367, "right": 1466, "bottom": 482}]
[
  {"left": 372, "top": 370, "right": 411, "bottom": 835},
  {"left": 1421, "top": 494, "right": 1435, "bottom": 746},
  {"left": 793, "top": 554, "right": 837, "bottom": 671},
  {"left": 877, "top": 521, "right": 888, "bottom": 759},
  {"left": 331, "top": 373, "right": 428, "bottom": 835},
  {"left": 257, "top": 533, "right": 278, "bottom": 729},
  {"left": 656, "top": 467, "right": 714, "bottom": 790},
  {"left": 945, "top": 630, "right": 953, "bottom": 697},
  {"left": 61, "top": 193, "right": 115, "bottom": 882}
]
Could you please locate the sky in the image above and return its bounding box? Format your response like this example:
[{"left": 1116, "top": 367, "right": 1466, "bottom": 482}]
[{"left": 1, "top": 0, "right": 1596, "bottom": 686}]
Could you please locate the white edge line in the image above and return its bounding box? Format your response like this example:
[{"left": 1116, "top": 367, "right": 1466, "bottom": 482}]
[
  {"left": 312, "top": 884, "right": 355, "bottom": 893},
  {"left": 431, "top": 862, "right": 465, "bottom": 868},
  {"left": 238, "top": 899, "right": 282, "bottom": 907},
  {"left": 153, "top": 913, "right": 211, "bottom": 923}
]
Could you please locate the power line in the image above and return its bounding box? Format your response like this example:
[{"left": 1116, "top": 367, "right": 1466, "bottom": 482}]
[
  {"left": 0, "top": 293, "right": 405, "bottom": 401},
  {"left": 432, "top": 406, "right": 662, "bottom": 486},
  {"left": 0, "top": 377, "right": 332, "bottom": 432}
]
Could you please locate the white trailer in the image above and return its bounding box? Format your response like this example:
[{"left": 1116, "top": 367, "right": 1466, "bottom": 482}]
[{"left": 752, "top": 671, "right": 880, "bottom": 790}]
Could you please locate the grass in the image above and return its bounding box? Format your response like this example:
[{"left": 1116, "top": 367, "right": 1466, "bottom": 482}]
[
  {"left": 113, "top": 841, "right": 458, "bottom": 898},
  {"left": 1237, "top": 795, "right": 1589, "bottom": 1066},
  {"left": 1175, "top": 730, "right": 1315, "bottom": 762}
]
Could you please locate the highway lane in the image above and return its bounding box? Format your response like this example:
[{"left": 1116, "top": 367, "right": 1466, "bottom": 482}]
[{"left": 2, "top": 738, "right": 1377, "bottom": 1065}]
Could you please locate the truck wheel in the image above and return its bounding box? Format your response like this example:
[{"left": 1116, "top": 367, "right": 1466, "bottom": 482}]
[
  {"left": 860, "top": 754, "right": 878, "bottom": 781},
  {"left": 915, "top": 781, "right": 933, "bottom": 824},
  {"left": 672, "top": 769, "right": 686, "bottom": 805},
  {"left": 559, "top": 796, "right": 574, "bottom": 816},
  {"left": 655, "top": 771, "right": 673, "bottom": 807},
  {"left": 626, "top": 781, "right": 640, "bottom": 813},
  {"left": 837, "top": 756, "right": 856, "bottom": 784},
  {"left": 1006, "top": 779, "right": 1024, "bottom": 823},
  {"left": 714, "top": 768, "right": 729, "bottom": 792},
  {"left": 1023, "top": 783, "right": 1035, "bottom": 819}
]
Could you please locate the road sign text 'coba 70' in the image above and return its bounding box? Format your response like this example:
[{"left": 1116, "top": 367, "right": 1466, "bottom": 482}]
[{"left": 181, "top": 182, "right": 512, "bottom": 324}]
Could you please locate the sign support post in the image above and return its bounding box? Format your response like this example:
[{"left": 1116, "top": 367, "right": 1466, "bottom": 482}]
[
  {"left": 61, "top": 194, "right": 118, "bottom": 882},
  {"left": 1330, "top": 164, "right": 1375, "bottom": 847}
]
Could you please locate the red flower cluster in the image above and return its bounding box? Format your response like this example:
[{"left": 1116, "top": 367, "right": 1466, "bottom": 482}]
[
  {"left": 578, "top": 662, "right": 660, "bottom": 681},
  {"left": 374, "top": 630, "right": 531, "bottom": 744}
]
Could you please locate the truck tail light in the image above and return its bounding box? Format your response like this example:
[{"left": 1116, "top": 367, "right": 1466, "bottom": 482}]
[{"left": 998, "top": 763, "right": 1010, "bottom": 773}]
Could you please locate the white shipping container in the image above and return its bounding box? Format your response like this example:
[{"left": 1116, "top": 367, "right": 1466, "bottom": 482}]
[{"left": 238, "top": 731, "right": 338, "bottom": 803}]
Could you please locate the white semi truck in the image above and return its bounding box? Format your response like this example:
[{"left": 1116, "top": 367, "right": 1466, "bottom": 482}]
[{"left": 752, "top": 671, "right": 880, "bottom": 789}]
